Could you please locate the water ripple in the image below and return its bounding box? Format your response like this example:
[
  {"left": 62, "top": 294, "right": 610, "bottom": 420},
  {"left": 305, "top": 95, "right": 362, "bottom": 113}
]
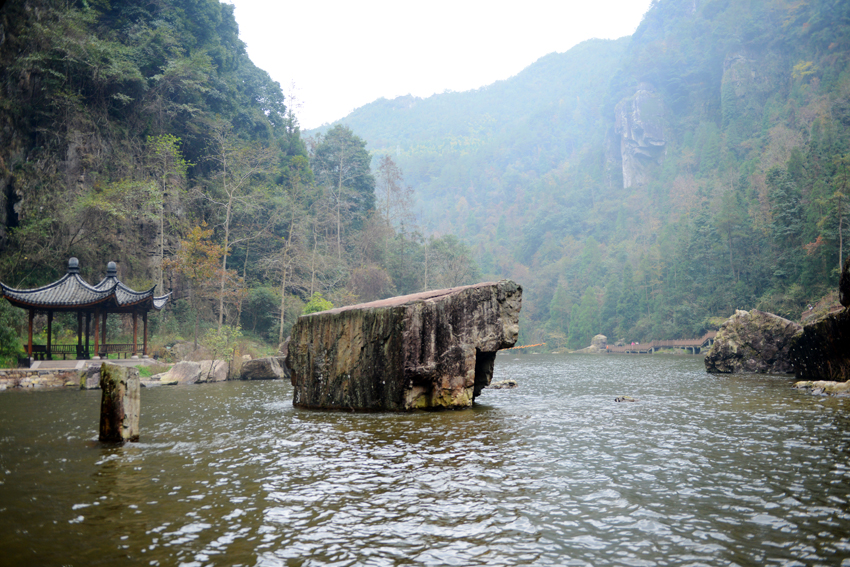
[{"left": 0, "top": 356, "right": 849, "bottom": 565}]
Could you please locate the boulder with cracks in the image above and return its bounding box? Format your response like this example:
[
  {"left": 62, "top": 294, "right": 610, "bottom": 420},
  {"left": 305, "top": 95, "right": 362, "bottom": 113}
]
[
  {"left": 705, "top": 309, "right": 801, "bottom": 374},
  {"left": 286, "top": 280, "right": 522, "bottom": 411}
]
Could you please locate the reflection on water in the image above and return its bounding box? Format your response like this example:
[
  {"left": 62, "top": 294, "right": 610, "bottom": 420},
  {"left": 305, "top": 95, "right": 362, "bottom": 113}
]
[{"left": 0, "top": 355, "right": 849, "bottom": 566}]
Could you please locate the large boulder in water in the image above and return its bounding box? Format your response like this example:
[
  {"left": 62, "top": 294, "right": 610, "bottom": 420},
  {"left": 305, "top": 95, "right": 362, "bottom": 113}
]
[
  {"left": 789, "top": 308, "right": 850, "bottom": 381},
  {"left": 286, "top": 280, "right": 522, "bottom": 411},
  {"left": 704, "top": 309, "right": 801, "bottom": 374}
]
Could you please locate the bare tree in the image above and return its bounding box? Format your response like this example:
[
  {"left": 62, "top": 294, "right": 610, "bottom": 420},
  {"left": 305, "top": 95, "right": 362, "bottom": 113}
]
[
  {"left": 146, "top": 134, "right": 189, "bottom": 294},
  {"left": 203, "top": 121, "right": 275, "bottom": 327},
  {"left": 310, "top": 125, "right": 375, "bottom": 260}
]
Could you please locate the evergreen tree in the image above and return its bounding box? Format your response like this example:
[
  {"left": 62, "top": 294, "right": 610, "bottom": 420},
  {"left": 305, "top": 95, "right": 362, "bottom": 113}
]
[
  {"left": 568, "top": 288, "right": 599, "bottom": 349},
  {"left": 617, "top": 263, "right": 640, "bottom": 339}
]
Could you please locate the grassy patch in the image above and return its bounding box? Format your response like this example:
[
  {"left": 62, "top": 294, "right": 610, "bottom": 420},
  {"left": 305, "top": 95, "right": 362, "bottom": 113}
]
[{"left": 136, "top": 363, "right": 171, "bottom": 378}]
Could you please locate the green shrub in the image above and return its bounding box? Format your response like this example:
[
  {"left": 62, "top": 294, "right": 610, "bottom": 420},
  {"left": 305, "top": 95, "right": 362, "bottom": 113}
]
[{"left": 302, "top": 293, "right": 334, "bottom": 315}]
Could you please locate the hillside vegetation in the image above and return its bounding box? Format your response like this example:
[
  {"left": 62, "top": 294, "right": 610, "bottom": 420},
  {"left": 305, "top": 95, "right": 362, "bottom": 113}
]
[
  {"left": 0, "top": 0, "right": 478, "bottom": 362},
  {"left": 313, "top": 0, "right": 850, "bottom": 349}
]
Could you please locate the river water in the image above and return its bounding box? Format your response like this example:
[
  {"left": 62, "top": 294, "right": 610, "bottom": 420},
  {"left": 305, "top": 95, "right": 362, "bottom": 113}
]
[{"left": 0, "top": 355, "right": 849, "bottom": 566}]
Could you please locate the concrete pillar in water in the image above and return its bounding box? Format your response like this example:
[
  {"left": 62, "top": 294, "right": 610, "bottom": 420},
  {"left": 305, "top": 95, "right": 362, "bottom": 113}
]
[{"left": 99, "top": 363, "right": 140, "bottom": 443}]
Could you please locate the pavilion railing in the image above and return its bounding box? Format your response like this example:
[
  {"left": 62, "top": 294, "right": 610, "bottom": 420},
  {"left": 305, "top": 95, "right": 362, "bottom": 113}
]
[
  {"left": 29, "top": 343, "right": 143, "bottom": 361},
  {"left": 30, "top": 344, "right": 83, "bottom": 361},
  {"left": 97, "top": 343, "right": 138, "bottom": 358}
]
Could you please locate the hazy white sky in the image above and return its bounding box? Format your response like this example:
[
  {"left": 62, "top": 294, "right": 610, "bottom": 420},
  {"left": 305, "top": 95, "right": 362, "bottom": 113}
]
[{"left": 225, "top": 1, "right": 653, "bottom": 129}]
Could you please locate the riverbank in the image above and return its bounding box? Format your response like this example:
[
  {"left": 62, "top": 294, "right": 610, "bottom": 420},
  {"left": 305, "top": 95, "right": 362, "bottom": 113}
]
[{"left": 0, "top": 359, "right": 159, "bottom": 391}]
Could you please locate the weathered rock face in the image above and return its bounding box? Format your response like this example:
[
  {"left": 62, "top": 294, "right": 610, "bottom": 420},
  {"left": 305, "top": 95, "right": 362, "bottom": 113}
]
[
  {"left": 99, "top": 363, "right": 140, "bottom": 443},
  {"left": 278, "top": 337, "right": 291, "bottom": 381},
  {"left": 287, "top": 280, "right": 522, "bottom": 411},
  {"left": 789, "top": 308, "right": 850, "bottom": 381},
  {"left": 705, "top": 309, "right": 801, "bottom": 374},
  {"left": 80, "top": 366, "right": 101, "bottom": 389},
  {"left": 614, "top": 83, "right": 666, "bottom": 189},
  {"left": 240, "top": 357, "right": 283, "bottom": 380},
  {"left": 839, "top": 256, "right": 850, "bottom": 308}
]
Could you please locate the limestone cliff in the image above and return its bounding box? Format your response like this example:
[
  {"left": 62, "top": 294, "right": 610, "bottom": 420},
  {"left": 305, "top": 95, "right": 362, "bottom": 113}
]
[
  {"left": 286, "top": 280, "right": 522, "bottom": 411},
  {"left": 614, "top": 83, "right": 666, "bottom": 189}
]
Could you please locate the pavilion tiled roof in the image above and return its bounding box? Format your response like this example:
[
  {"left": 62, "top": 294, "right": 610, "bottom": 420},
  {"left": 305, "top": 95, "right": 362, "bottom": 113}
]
[
  {"left": 92, "top": 262, "right": 171, "bottom": 309},
  {"left": 0, "top": 258, "right": 170, "bottom": 311}
]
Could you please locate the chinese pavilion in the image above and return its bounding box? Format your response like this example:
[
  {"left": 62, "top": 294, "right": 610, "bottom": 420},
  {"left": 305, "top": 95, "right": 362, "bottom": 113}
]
[{"left": 0, "top": 258, "right": 170, "bottom": 362}]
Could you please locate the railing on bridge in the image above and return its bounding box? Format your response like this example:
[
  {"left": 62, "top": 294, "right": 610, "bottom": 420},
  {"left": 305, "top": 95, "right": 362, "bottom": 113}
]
[{"left": 605, "top": 331, "right": 717, "bottom": 354}]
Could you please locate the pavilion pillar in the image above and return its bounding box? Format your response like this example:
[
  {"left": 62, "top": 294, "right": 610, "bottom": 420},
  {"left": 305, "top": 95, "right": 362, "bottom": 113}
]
[
  {"left": 132, "top": 312, "right": 138, "bottom": 358},
  {"left": 143, "top": 311, "right": 148, "bottom": 358},
  {"left": 77, "top": 311, "right": 83, "bottom": 359},
  {"left": 46, "top": 311, "right": 53, "bottom": 361},
  {"left": 27, "top": 309, "right": 33, "bottom": 359},
  {"left": 85, "top": 313, "right": 91, "bottom": 359},
  {"left": 101, "top": 312, "right": 108, "bottom": 356},
  {"left": 93, "top": 309, "right": 100, "bottom": 360}
]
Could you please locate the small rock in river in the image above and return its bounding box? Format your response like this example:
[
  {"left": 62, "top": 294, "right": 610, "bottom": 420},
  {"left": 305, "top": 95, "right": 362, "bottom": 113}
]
[{"left": 488, "top": 380, "right": 518, "bottom": 389}]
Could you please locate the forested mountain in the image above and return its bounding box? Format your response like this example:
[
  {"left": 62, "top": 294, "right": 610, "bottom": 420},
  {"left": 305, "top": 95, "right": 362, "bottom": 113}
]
[
  {"left": 312, "top": 0, "right": 850, "bottom": 349},
  {"left": 0, "top": 0, "right": 478, "bottom": 361}
]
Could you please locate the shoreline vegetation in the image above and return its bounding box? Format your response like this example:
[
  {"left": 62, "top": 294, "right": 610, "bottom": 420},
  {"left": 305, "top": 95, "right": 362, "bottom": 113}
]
[{"left": 1, "top": 0, "right": 849, "bottom": 379}]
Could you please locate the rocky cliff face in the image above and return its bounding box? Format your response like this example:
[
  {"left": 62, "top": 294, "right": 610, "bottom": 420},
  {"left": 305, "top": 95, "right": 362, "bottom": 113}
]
[
  {"left": 614, "top": 83, "right": 666, "bottom": 189},
  {"left": 705, "top": 309, "right": 801, "bottom": 374},
  {"left": 286, "top": 280, "right": 522, "bottom": 411},
  {"left": 789, "top": 308, "right": 850, "bottom": 381},
  {"left": 720, "top": 50, "right": 778, "bottom": 136}
]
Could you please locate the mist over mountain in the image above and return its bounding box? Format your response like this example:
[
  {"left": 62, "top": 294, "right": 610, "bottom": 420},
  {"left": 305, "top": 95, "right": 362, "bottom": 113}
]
[
  {"left": 1, "top": 0, "right": 849, "bottom": 356},
  {"left": 311, "top": 0, "right": 850, "bottom": 348}
]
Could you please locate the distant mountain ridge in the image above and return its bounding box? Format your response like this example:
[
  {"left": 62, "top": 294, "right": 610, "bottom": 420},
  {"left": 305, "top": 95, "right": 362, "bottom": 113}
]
[
  {"left": 312, "top": 37, "right": 629, "bottom": 150},
  {"left": 306, "top": 0, "right": 850, "bottom": 349}
]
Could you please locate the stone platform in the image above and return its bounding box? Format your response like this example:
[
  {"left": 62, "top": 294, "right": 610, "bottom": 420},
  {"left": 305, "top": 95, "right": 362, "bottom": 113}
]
[{"left": 0, "top": 358, "right": 159, "bottom": 391}]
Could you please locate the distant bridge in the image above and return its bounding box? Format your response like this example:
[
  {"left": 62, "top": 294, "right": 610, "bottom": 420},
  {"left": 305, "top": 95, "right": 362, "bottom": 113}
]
[{"left": 605, "top": 331, "right": 717, "bottom": 355}]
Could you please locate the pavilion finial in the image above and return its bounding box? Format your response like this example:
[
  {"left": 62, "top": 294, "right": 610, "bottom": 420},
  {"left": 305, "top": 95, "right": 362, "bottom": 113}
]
[
  {"left": 106, "top": 261, "right": 117, "bottom": 277},
  {"left": 67, "top": 257, "right": 80, "bottom": 274}
]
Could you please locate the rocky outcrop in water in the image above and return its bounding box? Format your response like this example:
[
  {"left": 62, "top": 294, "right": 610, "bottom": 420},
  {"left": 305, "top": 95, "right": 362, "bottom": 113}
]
[
  {"left": 704, "top": 309, "right": 801, "bottom": 374},
  {"left": 614, "top": 83, "right": 666, "bottom": 188},
  {"left": 99, "top": 363, "right": 140, "bottom": 443},
  {"left": 488, "top": 379, "right": 518, "bottom": 389},
  {"left": 789, "top": 308, "right": 850, "bottom": 381},
  {"left": 286, "top": 280, "right": 522, "bottom": 411},
  {"left": 792, "top": 380, "right": 850, "bottom": 396}
]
